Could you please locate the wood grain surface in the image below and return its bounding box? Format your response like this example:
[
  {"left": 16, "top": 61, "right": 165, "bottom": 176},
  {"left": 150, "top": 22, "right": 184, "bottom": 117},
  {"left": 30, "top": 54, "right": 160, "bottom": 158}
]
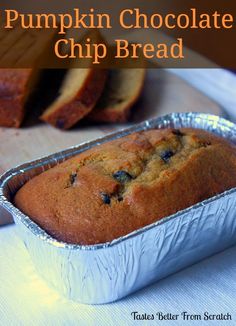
[{"left": 0, "top": 69, "right": 221, "bottom": 174}]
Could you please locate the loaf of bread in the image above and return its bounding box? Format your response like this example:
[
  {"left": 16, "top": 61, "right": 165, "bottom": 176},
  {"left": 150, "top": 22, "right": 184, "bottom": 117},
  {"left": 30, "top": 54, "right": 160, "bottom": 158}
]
[
  {"left": 87, "top": 68, "right": 145, "bottom": 123},
  {"left": 14, "top": 128, "right": 236, "bottom": 245}
]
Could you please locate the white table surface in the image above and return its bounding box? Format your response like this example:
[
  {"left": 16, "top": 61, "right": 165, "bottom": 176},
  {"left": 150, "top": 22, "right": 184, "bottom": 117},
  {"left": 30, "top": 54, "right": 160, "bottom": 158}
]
[{"left": 1, "top": 225, "right": 236, "bottom": 326}]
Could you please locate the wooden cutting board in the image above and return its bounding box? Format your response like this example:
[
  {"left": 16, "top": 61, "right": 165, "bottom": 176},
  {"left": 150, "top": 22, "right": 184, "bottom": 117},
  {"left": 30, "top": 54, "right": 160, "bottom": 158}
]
[{"left": 0, "top": 69, "right": 221, "bottom": 174}]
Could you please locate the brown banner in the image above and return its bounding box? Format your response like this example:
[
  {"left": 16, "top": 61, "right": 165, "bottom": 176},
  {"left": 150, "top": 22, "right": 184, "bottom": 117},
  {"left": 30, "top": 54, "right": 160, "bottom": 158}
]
[{"left": 0, "top": 0, "right": 236, "bottom": 68}]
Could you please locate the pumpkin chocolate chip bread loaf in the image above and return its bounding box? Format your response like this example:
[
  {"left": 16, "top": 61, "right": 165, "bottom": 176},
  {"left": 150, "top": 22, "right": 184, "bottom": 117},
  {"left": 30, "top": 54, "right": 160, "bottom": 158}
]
[{"left": 14, "top": 128, "right": 236, "bottom": 245}]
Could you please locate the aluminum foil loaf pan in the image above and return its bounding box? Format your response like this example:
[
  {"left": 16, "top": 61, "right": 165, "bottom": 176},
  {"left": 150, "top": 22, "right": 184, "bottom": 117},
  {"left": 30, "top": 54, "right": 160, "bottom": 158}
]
[{"left": 1, "top": 112, "right": 236, "bottom": 305}]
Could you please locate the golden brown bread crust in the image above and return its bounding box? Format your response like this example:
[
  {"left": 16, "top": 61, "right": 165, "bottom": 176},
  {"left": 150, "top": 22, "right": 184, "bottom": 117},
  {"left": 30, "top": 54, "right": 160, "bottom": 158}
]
[
  {"left": 0, "top": 69, "right": 32, "bottom": 127},
  {"left": 40, "top": 68, "right": 107, "bottom": 129},
  {"left": 14, "top": 128, "right": 236, "bottom": 245}
]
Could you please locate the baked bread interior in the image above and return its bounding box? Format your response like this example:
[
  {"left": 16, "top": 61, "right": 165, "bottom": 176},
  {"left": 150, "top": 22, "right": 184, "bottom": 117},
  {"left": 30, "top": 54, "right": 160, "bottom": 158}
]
[
  {"left": 87, "top": 68, "right": 145, "bottom": 123},
  {"left": 0, "top": 25, "right": 59, "bottom": 127},
  {"left": 40, "top": 31, "right": 107, "bottom": 129}
]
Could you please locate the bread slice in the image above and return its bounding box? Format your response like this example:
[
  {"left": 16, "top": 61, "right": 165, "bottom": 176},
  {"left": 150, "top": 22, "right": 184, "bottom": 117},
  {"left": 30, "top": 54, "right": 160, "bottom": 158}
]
[
  {"left": 87, "top": 68, "right": 145, "bottom": 123},
  {"left": 40, "top": 68, "right": 107, "bottom": 129},
  {"left": 0, "top": 25, "right": 59, "bottom": 128},
  {"left": 40, "top": 31, "right": 107, "bottom": 129},
  {"left": 0, "top": 69, "right": 36, "bottom": 127}
]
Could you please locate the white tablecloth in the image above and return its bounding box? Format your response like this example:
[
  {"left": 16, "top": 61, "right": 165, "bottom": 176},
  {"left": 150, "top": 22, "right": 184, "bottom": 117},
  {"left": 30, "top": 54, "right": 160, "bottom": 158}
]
[
  {"left": 1, "top": 224, "right": 236, "bottom": 326},
  {"left": 169, "top": 69, "right": 236, "bottom": 121}
]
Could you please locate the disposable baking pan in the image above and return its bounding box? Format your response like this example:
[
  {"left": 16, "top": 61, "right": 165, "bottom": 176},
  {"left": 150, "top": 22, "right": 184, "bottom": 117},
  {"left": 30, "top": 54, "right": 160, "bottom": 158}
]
[{"left": 1, "top": 112, "right": 236, "bottom": 304}]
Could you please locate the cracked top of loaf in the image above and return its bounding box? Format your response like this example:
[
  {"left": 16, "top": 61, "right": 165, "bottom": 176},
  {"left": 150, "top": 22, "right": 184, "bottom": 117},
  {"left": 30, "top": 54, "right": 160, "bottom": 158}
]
[{"left": 14, "top": 128, "right": 236, "bottom": 245}]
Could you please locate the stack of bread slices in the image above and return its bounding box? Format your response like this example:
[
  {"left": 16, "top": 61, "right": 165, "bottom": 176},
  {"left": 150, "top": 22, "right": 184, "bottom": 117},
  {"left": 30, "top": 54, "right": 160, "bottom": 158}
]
[{"left": 0, "top": 30, "right": 145, "bottom": 129}]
